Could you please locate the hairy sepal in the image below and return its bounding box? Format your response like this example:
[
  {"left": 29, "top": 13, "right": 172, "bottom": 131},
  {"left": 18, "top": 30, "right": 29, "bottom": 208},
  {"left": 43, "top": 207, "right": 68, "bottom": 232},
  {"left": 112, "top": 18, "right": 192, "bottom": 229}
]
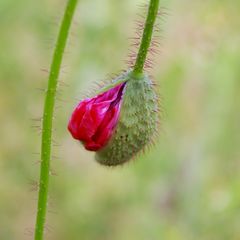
[{"left": 95, "top": 70, "right": 159, "bottom": 166}]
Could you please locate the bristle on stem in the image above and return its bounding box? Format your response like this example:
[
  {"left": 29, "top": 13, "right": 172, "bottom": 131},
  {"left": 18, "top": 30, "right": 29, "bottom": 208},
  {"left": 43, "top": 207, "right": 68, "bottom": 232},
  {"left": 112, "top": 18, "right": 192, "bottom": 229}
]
[{"left": 132, "top": 0, "right": 160, "bottom": 77}]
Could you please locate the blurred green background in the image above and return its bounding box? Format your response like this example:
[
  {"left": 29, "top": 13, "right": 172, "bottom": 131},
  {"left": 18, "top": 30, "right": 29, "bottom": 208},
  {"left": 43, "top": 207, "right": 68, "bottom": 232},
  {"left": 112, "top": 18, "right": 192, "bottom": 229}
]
[{"left": 0, "top": 0, "right": 240, "bottom": 239}]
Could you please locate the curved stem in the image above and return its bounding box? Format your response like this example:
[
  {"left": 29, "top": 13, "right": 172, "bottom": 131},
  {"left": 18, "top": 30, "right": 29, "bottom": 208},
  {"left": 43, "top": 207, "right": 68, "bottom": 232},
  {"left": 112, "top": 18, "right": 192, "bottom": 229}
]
[
  {"left": 34, "top": 0, "right": 78, "bottom": 239},
  {"left": 132, "top": 0, "right": 160, "bottom": 76}
]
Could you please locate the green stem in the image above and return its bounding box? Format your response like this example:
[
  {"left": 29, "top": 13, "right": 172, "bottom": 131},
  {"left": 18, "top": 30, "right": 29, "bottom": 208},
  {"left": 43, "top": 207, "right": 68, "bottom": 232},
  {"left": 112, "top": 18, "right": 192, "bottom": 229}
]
[
  {"left": 34, "top": 0, "right": 78, "bottom": 239},
  {"left": 132, "top": 0, "right": 160, "bottom": 76}
]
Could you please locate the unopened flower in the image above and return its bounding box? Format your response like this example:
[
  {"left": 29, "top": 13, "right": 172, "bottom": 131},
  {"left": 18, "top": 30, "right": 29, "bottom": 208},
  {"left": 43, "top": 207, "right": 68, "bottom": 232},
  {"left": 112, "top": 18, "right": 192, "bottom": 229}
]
[{"left": 68, "top": 70, "right": 160, "bottom": 166}]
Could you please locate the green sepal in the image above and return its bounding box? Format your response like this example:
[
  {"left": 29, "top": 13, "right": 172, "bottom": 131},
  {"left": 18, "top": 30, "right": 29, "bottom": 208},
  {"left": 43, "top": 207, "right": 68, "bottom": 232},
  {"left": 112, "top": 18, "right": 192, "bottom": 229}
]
[{"left": 95, "top": 70, "right": 159, "bottom": 166}]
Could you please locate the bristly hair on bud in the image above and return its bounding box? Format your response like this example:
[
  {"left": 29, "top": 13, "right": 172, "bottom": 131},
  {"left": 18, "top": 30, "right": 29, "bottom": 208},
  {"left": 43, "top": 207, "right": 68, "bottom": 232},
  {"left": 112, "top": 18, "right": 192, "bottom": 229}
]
[
  {"left": 95, "top": 70, "right": 160, "bottom": 166},
  {"left": 68, "top": 0, "right": 163, "bottom": 166}
]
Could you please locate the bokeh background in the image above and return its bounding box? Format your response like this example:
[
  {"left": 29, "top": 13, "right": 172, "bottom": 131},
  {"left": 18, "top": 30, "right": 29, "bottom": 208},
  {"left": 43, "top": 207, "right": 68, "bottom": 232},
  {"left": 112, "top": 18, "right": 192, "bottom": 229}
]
[{"left": 0, "top": 0, "right": 240, "bottom": 239}]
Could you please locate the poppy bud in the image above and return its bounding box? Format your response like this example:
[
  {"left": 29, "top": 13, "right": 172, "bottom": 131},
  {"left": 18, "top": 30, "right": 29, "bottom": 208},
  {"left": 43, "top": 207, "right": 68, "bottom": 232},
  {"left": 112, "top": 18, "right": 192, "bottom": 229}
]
[{"left": 68, "top": 70, "right": 159, "bottom": 166}]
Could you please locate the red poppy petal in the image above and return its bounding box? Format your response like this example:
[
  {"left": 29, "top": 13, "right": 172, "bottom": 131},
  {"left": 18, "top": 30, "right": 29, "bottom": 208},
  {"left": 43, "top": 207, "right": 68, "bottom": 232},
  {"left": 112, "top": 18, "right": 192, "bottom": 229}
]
[
  {"left": 85, "top": 142, "right": 102, "bottom": 151},
  {"left": 94, "top": 83, "right": 123, "bottom": 103},
  {"left": 68, "top": 99, "right": 92, "bottom": 139},
  {"left": 92, "top": 104, "right": 121, "bottom": 147},
  {"left": 76, "top": 104, "right": 97, "bottom": 140},
  {"left": 68, "top": 82, "right": 126, "bottom": 151},
  {"left": 90, "top": 101, "right": 111, "bottom": 123}
]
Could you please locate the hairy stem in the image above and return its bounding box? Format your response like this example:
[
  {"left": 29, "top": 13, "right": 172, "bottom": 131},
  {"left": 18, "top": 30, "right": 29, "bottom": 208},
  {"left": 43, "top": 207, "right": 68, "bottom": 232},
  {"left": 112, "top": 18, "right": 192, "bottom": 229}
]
[
  {"left": 132, "top": 0, "right": 160, "bottom": 76},
  {"left": 34, "top": 0, "right": 78, "bottom": 239}
]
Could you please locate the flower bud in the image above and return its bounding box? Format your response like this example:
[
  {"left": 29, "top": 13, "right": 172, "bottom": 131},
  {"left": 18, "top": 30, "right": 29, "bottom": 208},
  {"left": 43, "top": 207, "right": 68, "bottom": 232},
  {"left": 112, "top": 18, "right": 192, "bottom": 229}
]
[{"left": 68, "top": 70, "right": 160, "bottom": 166}]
